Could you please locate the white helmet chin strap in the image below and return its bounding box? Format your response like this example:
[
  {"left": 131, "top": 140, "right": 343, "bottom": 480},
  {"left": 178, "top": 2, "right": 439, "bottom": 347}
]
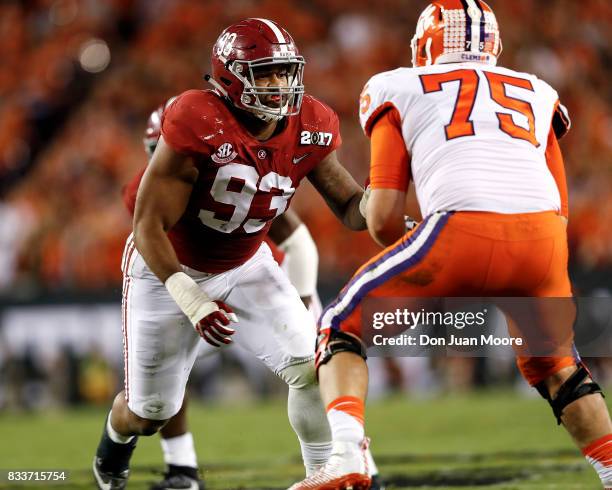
[
  {"left": 204, "top": 75, "right": 229, "bottom": 97},
  {"left": 205, "top": 75, "right": 286, "bottom": 122},
  {"left": 243, "top": 103, "right": 286, "bottom": 122}
]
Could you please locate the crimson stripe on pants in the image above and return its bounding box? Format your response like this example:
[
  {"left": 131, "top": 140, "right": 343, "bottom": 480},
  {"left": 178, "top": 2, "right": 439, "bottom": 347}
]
[{"left": 121, "top": 238, "right": 136, "bottom": 402}]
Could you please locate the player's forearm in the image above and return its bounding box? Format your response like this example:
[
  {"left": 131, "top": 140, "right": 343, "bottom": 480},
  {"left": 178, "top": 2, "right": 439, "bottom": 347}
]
[
  {"left": 367, "top": 188, "right": 408, "bottom": 246},
  {"left": 268, "top": 209, "right": 302, "bottom": 243},
  {"left": 307, "top": 151, "right": 367, "bottom": 231},
  {"left": 368, "top": 217, "right": 405, "bottom": 247},
  {"left": 133, "top": 219, "right": 183, "bottom": 283},
  {"left": 341, "top": 192, "right": 368, "bottom": 231},
  {"left": 133, "top": 218, "right": 236, "bottom": 342}
]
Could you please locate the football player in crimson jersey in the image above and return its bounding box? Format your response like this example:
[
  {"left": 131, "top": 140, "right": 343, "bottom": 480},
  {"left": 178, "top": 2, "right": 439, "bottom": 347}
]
[
  {"left": 93, "top": 18, "right": 380, "bottom": 490},
  {"left": 122, "top": 103, "right": 330, "bottom": 490},
  {"left": 290, "top": 1, "right": 612, "bottom": 489}
]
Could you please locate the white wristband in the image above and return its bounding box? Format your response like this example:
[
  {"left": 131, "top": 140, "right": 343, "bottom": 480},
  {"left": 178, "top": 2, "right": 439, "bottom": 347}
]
[
  {"left": 278, "top": 224, "right": 318, "bottom": 297},
  {"left": 359, "top": 186, "right": 371, "bottom": 219},
  {"left": 164, "top": 272, "right": 217, "bottom": 326}
]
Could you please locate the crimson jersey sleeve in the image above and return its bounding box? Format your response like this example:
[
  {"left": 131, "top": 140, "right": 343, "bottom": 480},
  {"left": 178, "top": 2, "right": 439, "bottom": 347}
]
[
  {"left": 297, "top": 95, "right": 342, "bottom": 173},
  {"left": 161, "top": 90, "right": 215, "bottom": 156},
  {"left": 122, "top": 167, "right": 145, "bottom": 216},
  {"left": 323, "top": 105, "right": 342, "bottom": 155}
]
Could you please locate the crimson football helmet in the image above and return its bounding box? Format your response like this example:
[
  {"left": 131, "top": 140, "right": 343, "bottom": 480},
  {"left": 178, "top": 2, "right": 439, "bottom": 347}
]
[
  {"left": 207, "top": 18, "right": 305, "bottom": 122},
  {"left": 143, "top": 97, "right": 176, "bottom": 157},
  {"left": 411, "top": 0, "right": 502, "bottom": 67}
]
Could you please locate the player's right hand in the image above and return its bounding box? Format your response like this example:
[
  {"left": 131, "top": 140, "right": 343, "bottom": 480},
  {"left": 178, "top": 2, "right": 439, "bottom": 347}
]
[{"left": 194, "top": 300, "right": 238, "bottom": 347}]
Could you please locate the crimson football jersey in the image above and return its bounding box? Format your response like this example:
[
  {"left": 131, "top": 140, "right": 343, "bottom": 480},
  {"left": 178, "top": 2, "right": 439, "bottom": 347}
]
[
  {"left": 123, "top": 172, "right": 286, "bottom": 267},
  {"left": 125, "top": 89, "right": 340, "bottom": 272},
  {"left": 264, "top": 236, "right": 286, "bottom": 266}
]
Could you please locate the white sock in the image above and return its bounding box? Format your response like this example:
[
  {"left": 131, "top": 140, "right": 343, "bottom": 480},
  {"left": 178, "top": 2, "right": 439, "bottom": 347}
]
[
  {"left": 582, "top": 434, "right": 612, "bottom": 487},
  {"left": 586, "top": 457, "right": 612, "bottom": 487},
  {"left": 327, "top": 409, "right": 364, "bottom": 445},
  {"left": 299, "top": 440, "right": 332, "bottom": 476},
  {"left": 161, "top": 432, "right": 198, "bottom": 468},
  {"left": 286, "top": 384, "right": 332, "bottom": 475},
  {"left": 106, "top": 411, "right": 134, "bottom": 444}
]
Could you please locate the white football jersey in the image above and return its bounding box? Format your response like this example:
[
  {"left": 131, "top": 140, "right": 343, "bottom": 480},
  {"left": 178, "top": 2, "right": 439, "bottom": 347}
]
[{"left": 359, "top": 62, "right": 564, "bottom": 217}]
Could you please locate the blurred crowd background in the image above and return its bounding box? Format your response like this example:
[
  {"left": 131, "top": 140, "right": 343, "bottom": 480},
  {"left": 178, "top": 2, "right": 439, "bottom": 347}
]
[{"left": 0, "top": 0, "right": 610, "bottom": 410}]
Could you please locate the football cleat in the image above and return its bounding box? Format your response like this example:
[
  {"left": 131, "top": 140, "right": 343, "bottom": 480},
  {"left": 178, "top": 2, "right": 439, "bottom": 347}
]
[
  {"left": 93, "top": 457, "right": 129, "bottom": 490},
  {"left": 150, "top": 465, "right": 205, "bottom": 490},
  {"left": 370, "top": 474, "right": 385, "bottom": 490},
  {"left": 364, "top": 441, "right": 384, "bottom": 490},
  {"left": 93, "top": 415, "right": 137, "bottom": 490},
  {"left": 287, "top": 440, "right": 371, "bottom": 490}
]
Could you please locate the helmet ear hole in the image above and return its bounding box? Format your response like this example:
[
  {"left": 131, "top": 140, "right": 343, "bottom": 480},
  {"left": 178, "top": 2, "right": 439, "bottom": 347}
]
[{"left": 220, "top": 77, "right": 232, "bottom": 86}]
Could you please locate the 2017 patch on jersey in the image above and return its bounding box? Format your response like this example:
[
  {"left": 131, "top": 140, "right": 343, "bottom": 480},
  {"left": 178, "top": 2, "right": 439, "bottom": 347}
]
[{"left": 300, "top": 131, "right": 333, "bottom": 146}]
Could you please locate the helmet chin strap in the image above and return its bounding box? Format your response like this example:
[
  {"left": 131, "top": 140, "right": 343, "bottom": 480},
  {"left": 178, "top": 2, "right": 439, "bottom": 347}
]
[
  {"left": 244, "top": 99, "right": 287, "bottom": 122},
  {"left": 204, "top": 74, "right": 229, "bottom": 97},
  {"left": 249, "top": 109, "right": 284, "bottom": 123}
]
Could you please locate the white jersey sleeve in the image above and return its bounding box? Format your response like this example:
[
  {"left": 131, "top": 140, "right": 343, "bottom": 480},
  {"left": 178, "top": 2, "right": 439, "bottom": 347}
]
[
  {"left": 359, "top": 69, "right": 406, "bottom": 136},
  {"left": 359, "top": 63, "right": 567, "bottom": 217}
]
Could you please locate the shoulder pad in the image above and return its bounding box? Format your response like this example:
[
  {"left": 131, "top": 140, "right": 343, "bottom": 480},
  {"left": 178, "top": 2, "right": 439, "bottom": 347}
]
[{"left": 359, "top": 70, "right": 404, "bottom": 137}]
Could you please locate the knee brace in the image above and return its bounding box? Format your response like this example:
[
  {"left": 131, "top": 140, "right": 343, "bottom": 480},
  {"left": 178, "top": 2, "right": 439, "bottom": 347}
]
[
  {"left": 278, "top": 360, "right": 317, "bottom": 390},
  {"left": 315, "top": 328, "right": 367, "bottom": 376},
  {"left": 535, "top": 361, "right": 604, "bottom": 425}
]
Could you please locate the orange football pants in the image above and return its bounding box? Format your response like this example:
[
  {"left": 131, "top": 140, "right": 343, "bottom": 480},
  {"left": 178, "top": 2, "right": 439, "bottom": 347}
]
[{"left": 320, "top": 210, "right": 576, "bottom": 385}]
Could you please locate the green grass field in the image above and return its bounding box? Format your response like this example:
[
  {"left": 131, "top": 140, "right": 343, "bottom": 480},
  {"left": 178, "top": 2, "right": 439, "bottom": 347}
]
[{"left": 0, "top": 391, "right": 608, "bottom": 489}]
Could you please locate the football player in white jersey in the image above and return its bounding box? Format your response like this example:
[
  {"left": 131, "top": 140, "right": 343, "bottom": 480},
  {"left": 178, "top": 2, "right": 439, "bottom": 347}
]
[{"left": 289, "top": 1, "right": 612, "bottom": 489}]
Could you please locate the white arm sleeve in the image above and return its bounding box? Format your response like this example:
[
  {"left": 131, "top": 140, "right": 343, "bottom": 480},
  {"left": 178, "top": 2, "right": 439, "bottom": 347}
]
[{"left": 277, "top": 224, "right": 319, "bottom": 297}]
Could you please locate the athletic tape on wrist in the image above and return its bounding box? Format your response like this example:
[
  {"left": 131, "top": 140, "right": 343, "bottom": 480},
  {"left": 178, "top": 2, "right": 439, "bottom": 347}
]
[
  {"left": 358, "top": 186, "right": 371, "bottom": 219},
  {"left": 164, "top": 271, "right": 216, "bottom": 326}
]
